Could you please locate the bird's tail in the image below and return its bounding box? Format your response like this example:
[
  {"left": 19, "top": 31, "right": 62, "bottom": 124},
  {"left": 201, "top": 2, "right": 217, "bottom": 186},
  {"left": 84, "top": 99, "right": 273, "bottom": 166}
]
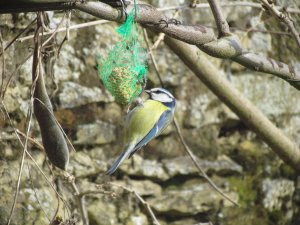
[{"left": 106, "top": 146, "right": 133, "bottom": 175}]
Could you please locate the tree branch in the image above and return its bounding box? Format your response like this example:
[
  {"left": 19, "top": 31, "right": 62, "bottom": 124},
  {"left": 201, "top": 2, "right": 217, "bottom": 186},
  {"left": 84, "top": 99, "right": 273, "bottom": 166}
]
[
  {"left": 158, "top": 2, "right": 300, "bottom": 14},
  {"left": 0, "top": 18, "right": 36, "bottom": 56},
  {"left": 0, "top": 0, "right": 76, "bottom": 14},
  {"left": 75, "top": 2, "right": 300, "bottom": 89},
  {"left": 143, "top": 28, "right": 238, "bottom": 206},
  {"left": 207, "top": 0, "right": 230, "bottom": 37},
  {"left": 260, "top": 0, "right": 300, "bottom": 48},
  {"left": 70, "top": 180, "right": 89, "bottom": 225},
  {"left": 164, "top": 37, "right": 300, "bottom": 172},
  {"left": 16, "top": 19, "right": 110, "bottom": 42},
  {"left": 1, "top": 1, "right": 299, "bottom": 87},
  {"left": 110, "top": 183, "right": 161, "bottom": 225}
]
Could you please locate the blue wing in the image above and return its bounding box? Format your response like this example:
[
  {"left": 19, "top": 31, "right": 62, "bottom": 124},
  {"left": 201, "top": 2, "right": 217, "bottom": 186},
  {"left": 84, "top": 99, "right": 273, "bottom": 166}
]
[{"left": 128, "top": 109, "right": 173, "bottom": 158}]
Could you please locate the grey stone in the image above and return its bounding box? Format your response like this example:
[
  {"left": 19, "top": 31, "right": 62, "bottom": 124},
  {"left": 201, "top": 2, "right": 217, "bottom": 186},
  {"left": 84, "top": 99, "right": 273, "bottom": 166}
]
[
  {"left": 69, "top": 150, "right": 107, "bottom": 177},
  {"left": 113, "top": 179, "right": 162, "bottom": 197},
  {"left": 181, "top": 126, "right": 222, "bottom": 159},
  {"left": 182, "top": 90, "right": 237, "bottom": 129},
  {"left": 120, "top": 154, "right": 169, "bottom": 181},
  {"left": 169, "top": 219, "right": 212, "bottom": 225},
  {"left": 3, "top": 85, "right": 29, "bottom": 116},
  {"left": 262, "top": 178, "right": 295, "bottom": 212},
  {"left": 163, "top": 155, "right": 243, "bottom": 177},
  {"left": 277, "top": 115, "right": 300, "bottom": 147},
  {"left": 53, "top": 44, "right": 81, "bottom": 82},
  {"left": 75, "top": 120, "right": 116, "bottom": 145},
  {"left": 19, "top": 55, "right": 33, "bottom": 85},
  {"left": 86, "top": 185, "right": 148, "bottom": 225},
  {"left": 150, "top": 134, "right": 183, "bottom": 158},
  {"left": 0, "top": 177, "right": 60, "bottom": 225},
  {"left": 249, "top": 32, "right": 272, "bottom": 54},
  {"left": 125, "top": 213, "right": 148, "bottom": 225},
  {"left": 58, "top": 82, "right": 114, "bottom": 108},
  {"left": 149, "top": 179, "right": 238, "bottom": 216},
  {"left": 231, "top": 73, "right": 300, "bottom": 116},
  {"left": 172, "top": 66, "right": 236, "bottom": 130},
  {"left": 88, "top": 200, "right": 120, "bottom": 225}
]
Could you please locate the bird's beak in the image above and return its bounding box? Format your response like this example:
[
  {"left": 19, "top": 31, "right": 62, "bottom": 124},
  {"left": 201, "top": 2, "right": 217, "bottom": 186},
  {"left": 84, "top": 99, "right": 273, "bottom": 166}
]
[{"left": 145, "top": 90, "right": 151, "bottom": 95}]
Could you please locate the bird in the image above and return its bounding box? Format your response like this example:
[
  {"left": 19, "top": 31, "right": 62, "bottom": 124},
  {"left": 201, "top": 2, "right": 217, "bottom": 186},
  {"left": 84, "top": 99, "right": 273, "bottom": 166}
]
[{"left": 106, "top": 87, "right": 176, "bottom": 175}]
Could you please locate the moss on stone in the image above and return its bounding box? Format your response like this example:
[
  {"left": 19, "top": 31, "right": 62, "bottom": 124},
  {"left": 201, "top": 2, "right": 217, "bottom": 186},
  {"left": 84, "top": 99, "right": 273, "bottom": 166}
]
[{"left": 228, "top": 176, "right": 257, "bottom": 207}]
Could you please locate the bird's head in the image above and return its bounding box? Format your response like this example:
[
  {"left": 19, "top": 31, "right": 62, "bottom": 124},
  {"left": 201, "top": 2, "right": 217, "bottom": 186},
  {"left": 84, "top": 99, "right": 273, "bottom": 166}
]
[{"left": 145, "top": 88, "right": 176, "bottom": 108}]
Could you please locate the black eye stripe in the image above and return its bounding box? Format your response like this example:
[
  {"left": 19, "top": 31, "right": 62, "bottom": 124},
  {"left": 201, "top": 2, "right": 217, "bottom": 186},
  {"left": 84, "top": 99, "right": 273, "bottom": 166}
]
[{"left": 150, "top": 88, "right": 174, "bottom": 99}]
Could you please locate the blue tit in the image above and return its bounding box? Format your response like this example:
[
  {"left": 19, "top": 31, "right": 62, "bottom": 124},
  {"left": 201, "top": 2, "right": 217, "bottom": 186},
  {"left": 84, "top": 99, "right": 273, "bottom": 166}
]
[{"left": 107, "top": 87, "right": 176, "bottom": 175}]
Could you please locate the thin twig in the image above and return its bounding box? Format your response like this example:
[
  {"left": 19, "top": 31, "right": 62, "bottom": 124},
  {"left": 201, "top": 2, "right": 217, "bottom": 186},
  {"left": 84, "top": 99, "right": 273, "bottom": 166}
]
[
  {"left": 26, "top": 162, "right": 51, "bottom": 222},
  {"left": 2, "top": 1, "right": 300, "bottom": 14},
  {"left": 157, "top": 2, "right": 300, "bottom": 14},
  {"left": 6, "top": 69, "right": 36, "bottom": 225},
  {"left": 0, "top": 103, "right": 68, "bottom": 207},
  {"left": 173, "top": 119, "right": 239, "bottom": 206},
  {"left": 1, "top": 13, "right": 66, "bottom": 100},
  {"left": 0, "top": 29, "right": 5, "bottom": 98},
  {"left": 1, "top": 100, "right": 73, "bottom": 224},
  {"left": 143, "top": 28, "right": 238, "bottom": 206},
  {"left": 49, "top": 188, "right": 61, "bottom": 225},
  {"left": 64, "top": 175, "right": 89, "bottom": 225},
  {"left": 17, "top": 19, "right": 110, "bottom": 42},
  {"left": 77, "top": 189, "right": 116, "bottom": 198},
  {"left": 66, "top": 11, "right": 71, "bottom": 40},
  {"left": 6, "top": 105, "right": 33, "bottom": 225},
  {"left": 27, "top": 152, "right": 73, "bottom": 220},
  {"left": 260, "top": 0, "right": 300, "bottom": 48},
  {"left": 0, "top": 18, "right": 36, "bottom": 56},
  {"left": 230, "top": 26, "right": 291, "bottom": 36},
  {"left": 75, "top": 2, "right": 300, "bottom": 86},
  {"left": 41, "top": 13, "right": 66, "bottom": 48},
  {"left": 110, "top": 183, "right": 161, "bottom": 225},
  {"left": 142, "top": 29, "right": 163, "bottom": 85},
  {"left": 205, "top": 23, "right": 292, "bottom": 36},
  {"left": 207, "top": 0, "right": 230, "bottom": 37},
  {"left": 6, "top": 15, "right": 43, "bottom": 224},
  {"left": 1, "top": 53, "right": 32, "bottom": 100},
  {"left": 16, "top": 129, "right": 44, "bottom": 150},
  {"left": 57, "top": 10, "right": 71, "bottom": 56},
  {"left": 151, "top": 33, "right": 165, "bottom": 50}
]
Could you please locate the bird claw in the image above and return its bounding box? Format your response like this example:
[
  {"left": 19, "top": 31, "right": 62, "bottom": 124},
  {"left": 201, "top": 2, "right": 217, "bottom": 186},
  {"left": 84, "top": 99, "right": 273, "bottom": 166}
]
[{"left": 158, "top": 18, "right": 182, "bottom": 28}]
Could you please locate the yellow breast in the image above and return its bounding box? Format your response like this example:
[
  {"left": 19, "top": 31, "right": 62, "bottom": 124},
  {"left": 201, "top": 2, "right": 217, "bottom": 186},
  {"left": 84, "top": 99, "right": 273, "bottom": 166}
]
[{"left": 124, "top": 100, "right": 169, "bottom": 143}]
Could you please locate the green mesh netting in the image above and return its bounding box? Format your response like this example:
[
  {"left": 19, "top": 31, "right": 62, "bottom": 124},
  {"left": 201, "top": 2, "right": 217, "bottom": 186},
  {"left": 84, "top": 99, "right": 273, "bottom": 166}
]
[{"left": 98, "top": 9, "right": 148, "bottom": 105}]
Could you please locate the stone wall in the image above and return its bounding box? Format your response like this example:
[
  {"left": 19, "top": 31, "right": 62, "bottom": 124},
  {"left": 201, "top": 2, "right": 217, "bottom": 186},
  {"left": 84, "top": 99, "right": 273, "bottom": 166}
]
[{"left": 1, "top": 1, "right": 300, "bottom": 224}]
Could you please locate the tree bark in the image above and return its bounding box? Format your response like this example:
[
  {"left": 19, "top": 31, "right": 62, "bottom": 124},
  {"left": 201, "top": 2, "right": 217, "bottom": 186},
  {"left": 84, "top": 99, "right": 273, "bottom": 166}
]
[{"left": 165, "top": 37, "right": 300, "bottom": 172}]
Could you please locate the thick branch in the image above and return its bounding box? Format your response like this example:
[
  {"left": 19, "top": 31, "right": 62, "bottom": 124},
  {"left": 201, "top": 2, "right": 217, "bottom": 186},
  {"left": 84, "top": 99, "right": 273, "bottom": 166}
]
[
  {"left": 165, "top": 37, "right": 300, "bottom": 172},
  {"left": 75, "top": 2, "right": 300, "bottom": 88},
  {"left": 0, "top": 1, "right": 76, "bottom": 14},
  {"left": 2, "top": 1, "right": 299, "bottom": 87},
  {"left": 159, "top": 2, "right": 300, "bottom": 14},
  {"left": 234, "top": 53, "right": 300, "bottom": 84}
]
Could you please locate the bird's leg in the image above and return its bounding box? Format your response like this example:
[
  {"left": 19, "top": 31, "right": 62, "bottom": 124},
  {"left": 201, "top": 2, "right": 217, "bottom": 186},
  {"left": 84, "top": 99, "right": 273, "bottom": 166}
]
[{"left": 126, "top": 97, "right": 143, "bottom": 114}]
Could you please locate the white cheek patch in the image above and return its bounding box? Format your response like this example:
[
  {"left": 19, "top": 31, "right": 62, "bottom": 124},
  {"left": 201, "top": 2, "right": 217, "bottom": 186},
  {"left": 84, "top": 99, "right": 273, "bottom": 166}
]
[{"left": 153, "top": 93, "right": 173, "bottom": 102}]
